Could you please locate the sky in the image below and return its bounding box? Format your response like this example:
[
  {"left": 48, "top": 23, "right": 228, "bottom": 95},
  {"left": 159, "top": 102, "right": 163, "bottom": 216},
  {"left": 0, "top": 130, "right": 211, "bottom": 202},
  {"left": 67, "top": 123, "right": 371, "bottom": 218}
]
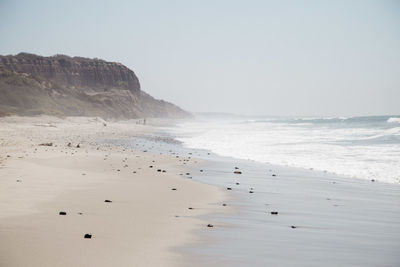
[{"left": 0, "top": 0, "right": 399, "bottom": 116}]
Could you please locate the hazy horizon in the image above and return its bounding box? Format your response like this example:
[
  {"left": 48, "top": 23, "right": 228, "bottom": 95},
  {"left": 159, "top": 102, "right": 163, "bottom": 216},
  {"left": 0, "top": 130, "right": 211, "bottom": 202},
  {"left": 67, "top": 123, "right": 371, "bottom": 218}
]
[{"left": 1, "top": 0, "right": 399, "bottom": 117}]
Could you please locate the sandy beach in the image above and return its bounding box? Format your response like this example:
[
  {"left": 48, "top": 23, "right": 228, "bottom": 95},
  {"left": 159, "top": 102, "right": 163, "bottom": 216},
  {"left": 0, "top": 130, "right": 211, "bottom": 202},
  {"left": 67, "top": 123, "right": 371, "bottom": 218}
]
[
  {"left": 1, "top": 116, "right": 399, "bottom": 267},
  {"left": 0, "top": 116, "right": 226, "bottom": 267}
]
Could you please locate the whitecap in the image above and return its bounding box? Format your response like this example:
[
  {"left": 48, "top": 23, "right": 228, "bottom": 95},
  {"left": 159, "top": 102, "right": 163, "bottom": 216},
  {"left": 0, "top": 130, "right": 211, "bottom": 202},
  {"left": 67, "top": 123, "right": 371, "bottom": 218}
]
[{"left": 387, "top": 117, "right": 400, "bottom": 123}]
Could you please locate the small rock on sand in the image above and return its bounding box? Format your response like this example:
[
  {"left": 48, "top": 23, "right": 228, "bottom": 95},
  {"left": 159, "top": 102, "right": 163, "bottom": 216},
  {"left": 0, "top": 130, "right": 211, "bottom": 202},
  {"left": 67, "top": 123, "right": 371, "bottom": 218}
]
[
  {"left": 59, "top": 211, "right": 67, "bottom": 215},
  {"left": 84, "top": 234, "right": 92, "bottom": 239},
  {"left": 271, "top": 211, "right": 278, "bottom": 215},
  {"left": 104, "top": 199, "right": 112, "bottom": 203},
  {"left": 39, "top": 142, "right": 53, "bottom": 146},
  {"left": 226, "top": 187, "right": 232, "bottom": 190},
  {"left": 207, "top": 224, "right": 214, "bottom": 228},
  {"left": 234, "top": 171, "right": 242, "bottom": 174}
]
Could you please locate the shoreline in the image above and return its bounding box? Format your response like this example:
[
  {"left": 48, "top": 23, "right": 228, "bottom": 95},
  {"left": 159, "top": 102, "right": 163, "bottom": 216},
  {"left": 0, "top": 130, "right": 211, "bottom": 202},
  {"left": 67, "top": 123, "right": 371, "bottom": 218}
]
[
  {"left": 130, "top": 124, "right": 400, "bottom": 266},
  {"left": 0, "top": 116, "right": 227, "bottom": 267}
]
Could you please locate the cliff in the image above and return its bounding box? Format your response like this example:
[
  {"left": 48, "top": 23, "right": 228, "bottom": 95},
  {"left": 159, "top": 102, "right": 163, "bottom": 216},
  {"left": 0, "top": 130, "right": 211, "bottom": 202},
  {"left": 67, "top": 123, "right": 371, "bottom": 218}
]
[{"left": 0, "top": 53, "right": 190, "bottom": 119}]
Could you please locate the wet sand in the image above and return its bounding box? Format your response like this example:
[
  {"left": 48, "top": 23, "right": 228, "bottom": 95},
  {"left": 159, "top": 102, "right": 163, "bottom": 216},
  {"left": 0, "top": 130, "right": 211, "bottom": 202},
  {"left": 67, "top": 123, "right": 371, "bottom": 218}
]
[
  {"left": 0, "top": 116, "right": 226, "bottom": 267},
  {"left": 180, "top": 158, "right": 400, "bottom": 266}
]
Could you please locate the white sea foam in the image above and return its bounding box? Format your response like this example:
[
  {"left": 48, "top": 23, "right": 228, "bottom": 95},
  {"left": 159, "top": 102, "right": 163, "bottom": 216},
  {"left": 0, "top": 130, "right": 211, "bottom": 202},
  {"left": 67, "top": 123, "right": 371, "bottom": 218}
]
[
  {"left": 173, "top": 116, "right": 400, "bottom": 184},
  {"left": 388, "top": 117, "right": 400, "bottom": 123}
]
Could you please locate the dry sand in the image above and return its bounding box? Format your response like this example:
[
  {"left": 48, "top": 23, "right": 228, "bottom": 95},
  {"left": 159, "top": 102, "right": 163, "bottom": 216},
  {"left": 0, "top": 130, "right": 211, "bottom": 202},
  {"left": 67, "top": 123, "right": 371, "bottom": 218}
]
[{"left": 0, "top": 116, "right": 226, "bottom": 267}]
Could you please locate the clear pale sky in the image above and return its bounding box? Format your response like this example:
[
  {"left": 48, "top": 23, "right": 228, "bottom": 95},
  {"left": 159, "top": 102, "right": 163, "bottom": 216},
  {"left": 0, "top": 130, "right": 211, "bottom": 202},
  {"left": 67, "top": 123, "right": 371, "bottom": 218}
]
[{"left": 1, "top": 0, "right": 399, "bottom": 116}]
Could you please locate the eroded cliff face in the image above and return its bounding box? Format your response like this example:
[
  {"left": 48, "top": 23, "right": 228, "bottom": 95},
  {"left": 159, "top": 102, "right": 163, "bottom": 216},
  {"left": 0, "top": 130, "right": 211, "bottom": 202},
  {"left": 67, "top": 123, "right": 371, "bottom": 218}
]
[{"left": 0, "top": 53, "right": 189, "bottom": 119}]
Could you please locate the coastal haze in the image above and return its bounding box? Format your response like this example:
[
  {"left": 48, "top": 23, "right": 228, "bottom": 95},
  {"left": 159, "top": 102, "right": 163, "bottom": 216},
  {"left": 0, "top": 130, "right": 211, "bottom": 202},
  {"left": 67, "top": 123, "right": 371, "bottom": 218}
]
[{"left": 1, "top": 0, "right": 399, "bottom": 116}]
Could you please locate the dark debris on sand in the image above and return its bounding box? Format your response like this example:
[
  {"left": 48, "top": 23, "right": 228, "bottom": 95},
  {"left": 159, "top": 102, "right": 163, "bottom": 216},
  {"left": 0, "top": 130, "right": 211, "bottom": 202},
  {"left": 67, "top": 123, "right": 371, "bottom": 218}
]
[{"left": 84, "top": 233, "right": 92, "bottom": 239}]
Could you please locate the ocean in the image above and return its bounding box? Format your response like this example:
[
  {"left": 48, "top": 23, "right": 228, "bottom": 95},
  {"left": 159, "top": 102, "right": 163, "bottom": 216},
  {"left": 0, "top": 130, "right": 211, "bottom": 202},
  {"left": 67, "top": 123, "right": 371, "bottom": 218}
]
[{"left": 171, "top": 115, "right": 400, "bottom": 184}]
